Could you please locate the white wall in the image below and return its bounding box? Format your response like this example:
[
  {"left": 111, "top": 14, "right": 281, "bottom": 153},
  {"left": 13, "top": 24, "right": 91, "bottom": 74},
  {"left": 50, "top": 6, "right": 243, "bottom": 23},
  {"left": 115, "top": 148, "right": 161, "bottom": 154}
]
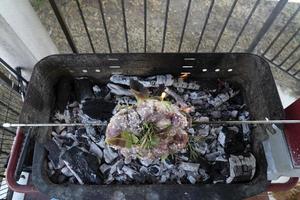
[{"left": 0, "top": 0, "right": 58, "bottom": 80}]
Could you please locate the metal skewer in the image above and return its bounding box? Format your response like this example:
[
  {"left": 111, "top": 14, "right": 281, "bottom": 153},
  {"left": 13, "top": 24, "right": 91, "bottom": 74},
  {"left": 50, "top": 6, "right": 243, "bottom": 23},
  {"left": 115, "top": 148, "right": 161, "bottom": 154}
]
[{"left": 2, "top": 120, "right": 300, "bottom": 128}]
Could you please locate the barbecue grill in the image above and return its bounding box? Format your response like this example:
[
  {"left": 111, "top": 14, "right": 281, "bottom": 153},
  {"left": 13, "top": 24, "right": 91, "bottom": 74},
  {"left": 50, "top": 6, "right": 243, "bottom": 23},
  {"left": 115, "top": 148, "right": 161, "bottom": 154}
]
[{"left": 5, "top": 53, "right": 287, "bottom": 199}]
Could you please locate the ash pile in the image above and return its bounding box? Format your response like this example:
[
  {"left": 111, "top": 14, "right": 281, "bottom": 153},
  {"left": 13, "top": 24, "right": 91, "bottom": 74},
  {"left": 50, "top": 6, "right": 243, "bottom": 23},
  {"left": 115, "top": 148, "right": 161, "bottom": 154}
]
[{"left": 46, "top": 74, "right": 256, "bottom": 185}]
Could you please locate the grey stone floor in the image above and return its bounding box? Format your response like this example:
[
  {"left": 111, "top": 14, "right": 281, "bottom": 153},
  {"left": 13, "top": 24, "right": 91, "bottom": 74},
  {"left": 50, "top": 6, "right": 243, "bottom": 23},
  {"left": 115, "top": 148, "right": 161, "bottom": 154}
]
[{"left": 31, "top": 0, "right": 300, "bottom": 102}]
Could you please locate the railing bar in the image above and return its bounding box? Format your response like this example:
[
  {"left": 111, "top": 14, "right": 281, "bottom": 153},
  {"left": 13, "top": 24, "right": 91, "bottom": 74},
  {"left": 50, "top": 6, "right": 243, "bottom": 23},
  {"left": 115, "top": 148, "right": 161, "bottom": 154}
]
[
  {"left": 144, "top": 0, "right": 147, "bottom": 53},
  {"left": 195, "top": 0, "right": 215, "bottom": 52},
  {"left": 270, "top": 27, "right": 300, "bottom": 61},
  {"left": 286, "top": 57, "right": 300, "bottom": 72},
  {"left": 97, "top": 0, "right": 112, "bottom": 53},
  {"left": 213, "top": 0, "right": 238, "bottom": 52},
  {"left": 247, "top": 0, "right": 288, "bottom": 52},
  {"left": 161, "top": 0, "right": 170, "bottom": 52},
  {"left": 277, "top": 43, "right": 300, "bottom": 66},
  {"left": 293, "top": 70, "right": 300, "bottom": 76},
  {"left": 48, "top": 0, "right": 78, "bottom": 53},
  {"left": 0, "top": 101, "right": 19, "bottom": 115},
  {"left": 0, "top": 58, "right": 28, "bottom": 84},
  {"left": 229, "top": 0, "right": 260, "bottom": 52},
  {"left": 0, "top": 127, "right": 16, "bottom": 136},
  {"left": 75, "top": 0, "right": 95, "bottom": 53},
  {"left": 178, "top": 0, "right": 192, "bottom": 52},
  {"left": 262, "top": 5, "right": 300, "bottom": 56},
  {"left": 121, "top": 0, "right": 129, "bottom": 53}
]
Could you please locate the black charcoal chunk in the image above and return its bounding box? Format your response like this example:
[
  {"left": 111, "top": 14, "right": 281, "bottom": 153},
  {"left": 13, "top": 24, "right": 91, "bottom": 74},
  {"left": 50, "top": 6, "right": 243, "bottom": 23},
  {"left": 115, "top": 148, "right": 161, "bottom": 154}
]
[
  {"left": 61, "top": 146, "right": 101, "bottom": 184},
  {"left": 223, "top": 128, "right": 245, "bottom": 154},
  {"left": 74, "top": 78, "right": 95, "bottom": 102},
  {"left": 55, "top": 76, "right": 73, "bottom": 113},
  {"left": 82, "top": 99, "right": 115, "bottom": 120},
  {"left": 44, "top": 140, "right": 63, "bottom": 169}
]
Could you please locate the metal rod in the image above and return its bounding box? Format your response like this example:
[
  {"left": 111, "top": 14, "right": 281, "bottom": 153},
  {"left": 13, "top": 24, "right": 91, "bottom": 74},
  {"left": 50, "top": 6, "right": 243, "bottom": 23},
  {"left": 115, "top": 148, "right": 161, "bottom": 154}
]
[
  {"left": 229, "top": 0, "right": 260, "bottom": 52},
  {"left": 98, "top": 0, "right": 112, "bottom": 53},
  {"left": 75, "top": 0, "right": 95, "bottom": 53},
  {"left": 0, "top": 58, "right": 28, "bottom": 84},
  {"left": 192, "top": 120, "right": 300, "bottom": 125},
  {"left": 3, "top": 120, "right": 300, "bottom": 128},
  {"left": 270, "top": 27, "right": 300, "bottom": 61},
  {"left": 277, "top": 43, "right": 300, "bottom": 66},
  {"left": 195, "top": 0, "right": 214, "bottom": 52},
  {"left": 285, "top": 56, "right": 300, "bottom": 72},
  {"left": 121, "top": 0, "right": 129, "bottom": 53},
  {"left": 213, "top": 0, "right": 238, "bottom": 52},
  {"left": 178, "top": 0, "right": 192, "bottom": 52},
  {"left": 262, "top": 5, "right": 300, "bottom": 56},
  {"left": 48, "top": 0, "right": 78, "bottom": 53},
  {"left": 144, "top": 0, "right": 147, "bottom": 53},
  {"left": 161, "top": 0, "right": 170, "bottom": 52},
  {"left": 247, "top": 0, "right": 288, "bottom": 52}
]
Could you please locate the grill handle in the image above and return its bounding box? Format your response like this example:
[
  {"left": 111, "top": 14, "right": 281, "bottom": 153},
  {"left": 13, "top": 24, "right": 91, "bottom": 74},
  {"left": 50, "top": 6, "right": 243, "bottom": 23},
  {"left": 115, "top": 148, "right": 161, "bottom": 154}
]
[{"left": 6, "top": 128, "right": 37, "bottom": 193}]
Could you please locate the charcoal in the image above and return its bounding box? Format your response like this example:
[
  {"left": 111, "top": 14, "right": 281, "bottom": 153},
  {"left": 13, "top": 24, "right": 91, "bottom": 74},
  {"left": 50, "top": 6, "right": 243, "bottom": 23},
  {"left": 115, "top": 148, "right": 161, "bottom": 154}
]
[
  {"left": 99, "top": 163, "right": 110, "bottom": 174},
  {"left": 61, "top": 146, "right": 101, "bottom": 184},
  {"left": 223, "top": 128, "right": 245, "bottom": 154},
  {"left": 103, "top": 146, "right": 118, "bottom": 164},
  {"left": 82, "top": 99, "right": 115, "bottom": 120},
  {"left": 48, "top": 75, "right": 255, "bottom": 185},
  {"left": 89, "top": 142, "right": 103, "bottom": 160},
  {"left": 92, "top": 85, "right": 101, "bottom": 96},
  {"left": 122, "top": 166, "right": 137, "bottom": 179},
  {"left": 55, "top": 76, "right": 73, "bottom": 113},
  {"left": 44, "top": 140, "right": 64, "bottom": 169},
  {"left": 178, "top": 162, "right": 200, "bottom": 172},
  {"left": 110, "top": 74, "right": 174, "bottom": 87},
  {"left": 74, "top": 78, "right": 95, "bottom": 102},
  {"left": 61, "top": 166, "right": 73, "bottom": 177},
  {"left": 226, "top": 154, "right": 256, "bottom": 183},
  {"left": 107, "top": 83, "right": 132, "bottom": 96}
]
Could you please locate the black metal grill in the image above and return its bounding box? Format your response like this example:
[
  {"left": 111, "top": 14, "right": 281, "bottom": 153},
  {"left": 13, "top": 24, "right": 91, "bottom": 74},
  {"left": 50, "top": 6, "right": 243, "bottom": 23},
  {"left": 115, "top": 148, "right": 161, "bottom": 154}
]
[{"left": 45, "top": 0, "right": 300, "bottom": 80}]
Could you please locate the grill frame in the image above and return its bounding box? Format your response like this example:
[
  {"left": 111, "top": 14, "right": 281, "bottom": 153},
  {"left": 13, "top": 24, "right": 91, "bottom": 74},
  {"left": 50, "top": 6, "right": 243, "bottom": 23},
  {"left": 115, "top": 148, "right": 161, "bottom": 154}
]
[{"left": 20, "top": 53, "right": 284, "bottom": 200}]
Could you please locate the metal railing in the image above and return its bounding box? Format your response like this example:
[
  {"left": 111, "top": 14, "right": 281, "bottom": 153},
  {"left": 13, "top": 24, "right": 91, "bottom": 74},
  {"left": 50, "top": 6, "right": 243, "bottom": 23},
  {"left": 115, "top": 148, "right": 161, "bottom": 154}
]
[
  {"left": 0, "top": 60, "right": 25, "bottom": 200},
  {"left": 45, "top": 0, "right": 300, "bottom": 81}
]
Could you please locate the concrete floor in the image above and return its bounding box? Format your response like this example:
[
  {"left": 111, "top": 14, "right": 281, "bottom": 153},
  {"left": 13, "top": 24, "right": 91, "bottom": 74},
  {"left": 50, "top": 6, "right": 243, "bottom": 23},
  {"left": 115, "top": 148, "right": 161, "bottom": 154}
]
[{"left": 30, "top": 0, "right": 300, "bottom": 105}]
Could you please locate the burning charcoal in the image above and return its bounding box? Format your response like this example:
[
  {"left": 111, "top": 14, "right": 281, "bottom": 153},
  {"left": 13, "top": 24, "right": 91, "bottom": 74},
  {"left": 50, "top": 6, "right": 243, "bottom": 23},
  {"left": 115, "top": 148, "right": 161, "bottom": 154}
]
[
  {"left": 74, "top": 78, "right": 95, "bottom": 102},
  {"left": 122, "top": 166, "right": 137, "bottom": 179},
  {"left": 194, "top": 116, "right": 209, "bottom": 122},
  {"left": 55, "top": 76, "right": 73, "bottom": 113},
  {"left": 110, "top": 74, "right": 174, "bottom": 87},
  {"left": 92, "top": 85, "right": 101, "bottom": 96},
  {"left": 45, "top": 140, "right": 64, "bottom": 169},
  {"left": 61, "top": 146, "right": 101, "bottom": 184},
  {"left": 97, "top": 136, "right": 106, "bottom": 149},
  {"left": 82, "top": 99, "right": 115, "bottom": 120},
  {"left": 172, "top": 78, "right": 200, "bottom": 90},
  {"left": 107, "top": 83, "right": 133, "bottom": 96},
  {"left": 89, "top": 142, "right": 103, "bottom": 160},
  {"left": 178, "top": 162, "right": 200, "bottom": 172},
  {"left": 100, "top": 163, "right": 111, "bottom": 174},
  {"left": 103, "top": 147, "right": 118, "bottom": 164},
  {"left": 61, "top": 166, "right": 74, "bottom": 177},
  {"left": 124, "top": 156, "right": 132, "bottom": 165},
  {"left": 226, "top": 154, "right": 256, "bottom": 183}
]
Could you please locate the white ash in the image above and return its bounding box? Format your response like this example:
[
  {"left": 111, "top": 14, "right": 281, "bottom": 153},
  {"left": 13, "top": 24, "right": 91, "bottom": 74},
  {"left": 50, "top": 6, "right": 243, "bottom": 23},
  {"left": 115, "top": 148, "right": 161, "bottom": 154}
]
[{"left": 47, "top": 74, "right": 256, "bottom": 185}]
